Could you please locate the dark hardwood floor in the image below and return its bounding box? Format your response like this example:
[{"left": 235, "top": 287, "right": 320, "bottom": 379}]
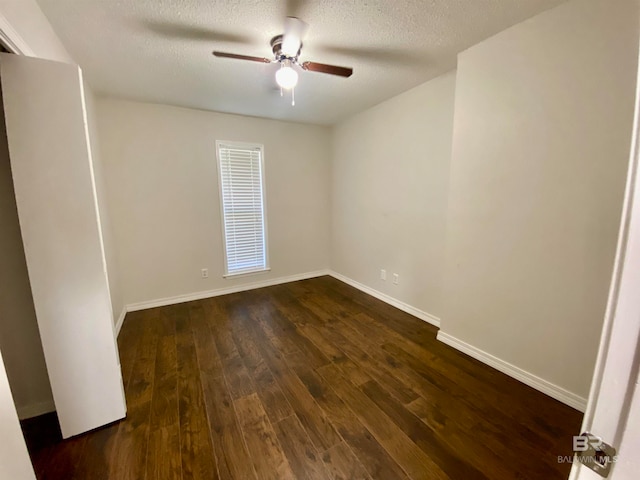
[{"left": 22, "top": 276, "right": 582, "bottom": 479}]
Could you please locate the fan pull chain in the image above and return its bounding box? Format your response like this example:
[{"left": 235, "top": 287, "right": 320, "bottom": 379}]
[
  {"left": 291, "top": 87, "right": 295, "bottom": 106},
  {"left": 280, "top": 87, "right": 283, "bottom": 97}
]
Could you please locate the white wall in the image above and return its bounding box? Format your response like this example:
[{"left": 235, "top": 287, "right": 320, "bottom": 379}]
[
  {"left": 440, "top": 0, "right": 639, "bottom": 402},
  {"left": 0, "top": 87, "right": 53, "bottom": 418},
  {"left": 96, "top": 99, "right": 331, "bottom": 307},
  {"left": 331, "top": 71, "right": 456, "bottom": 320}
]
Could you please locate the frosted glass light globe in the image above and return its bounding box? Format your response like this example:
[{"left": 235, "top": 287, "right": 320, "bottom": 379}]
[{"left": 276, "top": 66, "right": 298, "bottom": 89}]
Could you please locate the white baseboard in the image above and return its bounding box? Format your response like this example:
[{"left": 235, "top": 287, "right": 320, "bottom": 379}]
[
  {"left": 125, "top": 270, "right": 331, "bottom": 313},
  {"left": 436, "top": 331, "right": 587, "bottom": 412},
  {"left": 328, "top": 270, "right": 441, "bottom": 328},
  {"left": 17, "top": 399, "right": 56, "bottom": 420},
  {"left": 121, "top": 269, "right": 440, "bottom": 338},
  {"left": 115, "top": 307, "right": 127, "bottom": 336}
]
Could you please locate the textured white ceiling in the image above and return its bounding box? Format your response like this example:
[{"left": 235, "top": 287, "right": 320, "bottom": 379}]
[{"left": 36, "top": 0, "right": 566, "bottom": 125}]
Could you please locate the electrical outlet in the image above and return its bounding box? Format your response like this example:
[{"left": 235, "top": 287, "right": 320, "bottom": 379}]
[
  {"left": 380, "top": 269, "right": 387, "bottom": 281},
  {"left": 393, "top": 273, "right": 399, "bottom": 285},
  {"left": 201, "top": 268, "right": 209, "bottom": 279}
]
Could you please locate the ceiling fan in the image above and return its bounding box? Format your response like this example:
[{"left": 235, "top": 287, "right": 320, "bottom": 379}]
[{"left": 213, "top": 17, "right": 353, "bottom": 106}]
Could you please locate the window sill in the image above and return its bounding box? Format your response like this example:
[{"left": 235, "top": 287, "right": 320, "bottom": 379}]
[{"left": 223, "top": 268, "right": 271, "bottom": 279}]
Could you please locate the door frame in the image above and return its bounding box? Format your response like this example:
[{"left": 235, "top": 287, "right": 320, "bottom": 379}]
[{"left": 569, "top": 29, "right": 640, "bottom": 479}]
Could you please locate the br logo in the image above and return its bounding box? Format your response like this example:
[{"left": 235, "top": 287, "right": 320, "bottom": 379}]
[
  {"left": 572, "top": 432, "right": 617, "bottom": 476},
  {"left": 573, "top": 433, "right": 603, "bottom": 452}
]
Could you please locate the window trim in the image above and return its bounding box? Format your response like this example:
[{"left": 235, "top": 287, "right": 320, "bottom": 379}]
[{"left": 215, "top": 140, "right": 270, "bottom": 278}]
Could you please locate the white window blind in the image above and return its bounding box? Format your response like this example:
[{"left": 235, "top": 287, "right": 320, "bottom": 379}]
[{"left": 217, "top": 142, "right": 268, "bottom": 276}]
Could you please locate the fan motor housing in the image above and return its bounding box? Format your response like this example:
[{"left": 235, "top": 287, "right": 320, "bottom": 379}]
[{"left": 270, "top": 35, "right": 301, "bottom": 61}]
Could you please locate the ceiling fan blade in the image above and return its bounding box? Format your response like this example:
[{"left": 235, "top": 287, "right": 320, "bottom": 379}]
[
  {"left": 142, "top": 20, "right": 254, "bottom": 44},
  {"left": 301, "top": 61, "right": 353, "bottom": 77},
  {"left": 316, "top": 44, "right": 428, "bottom": 65},
  {"left": 213, "top": 51, "right": 272, "bottom": 63},
  {"left": 281, "top": 16, "right": 308, "bottom": 57}
]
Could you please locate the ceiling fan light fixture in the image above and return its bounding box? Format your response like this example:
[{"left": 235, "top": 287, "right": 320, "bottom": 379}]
[
  {"left": 275, "top": 61, "right": 298, "bottom": 89},
  {"left": 212, "top": 17, "right": 353, "bottom": 107}
]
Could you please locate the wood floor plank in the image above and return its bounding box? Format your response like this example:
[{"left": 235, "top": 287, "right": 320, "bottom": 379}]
[
  {"left": 206, "top": 300, "right": 256, "bottom": 400},
  {"left": 289, "top": 357, "right": 410, "bottom": 479},
  {"left": 320, "top": 322, "right": 419, "bottom": 403},
  {"left": 146, "top": 426, "right": 182, "bottom": 480},
  {"left": 176, "top": 304, "right": 218, "bottom": 480},
  {"left": 404, "top": 395, "right": 522, "bottom": 479},
  {"left": 250, "top": 302, "right": 301, "bottom": 356},
  {"left": 223, "top": 303, "right": 294, "bottom": 424},
  {"left": 378, "top": 340, "right": 566, "bottom": 475},
  {"left": 384, "top": 337, "right": 571, "bottom": 450},
  {"left": 336, "top": 315, "right": 560, "bottom": 476},
  {"left": 296, "top": 324, "right": 347, "bottom": 363},
  {"left": 109, "top": 308, "right": 161, "bottom": 480},
  {"left": 360, "top": 379, "right": 490, "bottom": 479},
  {"left": 146, "top": 313, "right": 181, "bottom": 480},
  {"left": 257, "top": 345, "right": 341, "bottom": 452},
  {"left": 199, "top": 369, "right": 257, "bottom": 480},
  {"left": 312, "top": 277, "right": 429, "bottom": 338},
  {"left": 194, "top": 298, "right": 257, "bottom": 480},
  {"left": 149, "top": 318, "right": 179, "bottom": 428},
  {"left": 317, "top": 363, "right": 450, "bottom": 480},
  {"left": 268, "top": 300, "right": 332, "bottom": 369},
  {"left": 234, "top": 393, "right": 295, "bottom": 480},
  {"left": 327, "top": 309, "right": 547, "bottom": 460},
  {"left": 243, "top": 305, "right": 342, "bottom": 452},
  {"left": 190, "top": 302, "right": 224, "bottom": 378},
  {"left": 23, "top": 276, "right": 580, "bottom": 480},
  {"left": 117, "top": 311, "right": 147, "bottom": 385},
  {"left": 272, "top": 414, "right": 329, "bottom": 480},
  {"left": 321, "top": 442, "right": 372, "bottom": 480},
  {"left": 30, "top": 430, "right": 90, "bottom": 480}
]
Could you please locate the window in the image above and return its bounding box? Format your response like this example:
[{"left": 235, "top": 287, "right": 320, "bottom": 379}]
[{"left": 216, "top": 141, "right": 269, "bottom": 277}]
